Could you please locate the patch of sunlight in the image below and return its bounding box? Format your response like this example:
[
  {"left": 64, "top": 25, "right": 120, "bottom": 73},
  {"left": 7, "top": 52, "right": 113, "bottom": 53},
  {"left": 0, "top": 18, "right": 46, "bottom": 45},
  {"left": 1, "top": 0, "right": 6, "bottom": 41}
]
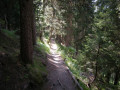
[
  {"left": 43, "top": 37, "right": 50, "bottom": 48},
  {"left": 53, "top": 57, "right": 60, "bottom": 61},
  {"left": 52, "top": 43, "right": 58, "bottom": 50},
  {"left": 86, "top": 61, "right": 91, "bottom": 65},
  {"left": 50, "top": 43, "right": 58, "bottom": 54},
  {"left": 48, "top": 58, "right": 60, "bottom": 64},
  {"left": 87, "top": 68, "right": 93, "bottom": 72},
  {"left": 57, "top": 48, "right": 64, "bottom": 57},
  {"left": 67, "top": 61, "right": 72, "bottom": 66},
  {"left": 57, "top": 50, "right": 62, "bottom": 56}
]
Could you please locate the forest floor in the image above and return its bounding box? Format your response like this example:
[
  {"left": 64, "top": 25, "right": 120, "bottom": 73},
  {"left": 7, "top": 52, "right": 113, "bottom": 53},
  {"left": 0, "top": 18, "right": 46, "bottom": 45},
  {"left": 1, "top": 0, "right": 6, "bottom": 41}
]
[
  {"left": 42, "top": 39, "right": 78, "bottom": 90},
  {"left": 0, "top": 31, "right": 47, "bottom": 90}
]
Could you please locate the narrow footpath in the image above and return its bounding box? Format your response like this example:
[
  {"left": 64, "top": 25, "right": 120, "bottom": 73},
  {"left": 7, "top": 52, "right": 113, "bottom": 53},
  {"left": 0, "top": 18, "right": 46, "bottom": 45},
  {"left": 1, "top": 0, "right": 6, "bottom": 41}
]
[{"left": 42, "top": 40, "right": 78, "bottom": 90}]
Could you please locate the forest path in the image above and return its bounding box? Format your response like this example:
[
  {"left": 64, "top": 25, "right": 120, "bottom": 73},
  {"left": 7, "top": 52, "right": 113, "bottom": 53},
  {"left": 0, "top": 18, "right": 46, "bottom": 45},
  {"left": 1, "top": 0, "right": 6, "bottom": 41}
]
[{"left": 42, "top": 39, "right": 78, "bottom": 90}]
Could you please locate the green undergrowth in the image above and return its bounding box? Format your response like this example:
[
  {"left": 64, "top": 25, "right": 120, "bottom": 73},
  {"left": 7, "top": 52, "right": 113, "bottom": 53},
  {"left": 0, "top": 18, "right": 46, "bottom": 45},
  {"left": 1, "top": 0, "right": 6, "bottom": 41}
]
[
  {"left": 27, "top": 56, "right": 47, "bottom": 85},
  {"left": 27, "top": 38, "right": 48, "bottom": 86},
  {"left": 36, "top": 38, "right": 50, "bottom": 54},
  {"left": 2, "top": 29, "right": 19, "bottom": 40},
  {"left": 57, "top": 44, "right": 120, "bottom": 90},
  {"left": 0, "top": 29, "right": 20, "bottom": 56},
  {"left": 96, "top": 81, "right": 120, "bottom": 90},
  {"left": 57, "top": 44, "right": 89, "bottom": 90},
  {"left": 0, "top": 30, "right": 28, "bottom": 90}
]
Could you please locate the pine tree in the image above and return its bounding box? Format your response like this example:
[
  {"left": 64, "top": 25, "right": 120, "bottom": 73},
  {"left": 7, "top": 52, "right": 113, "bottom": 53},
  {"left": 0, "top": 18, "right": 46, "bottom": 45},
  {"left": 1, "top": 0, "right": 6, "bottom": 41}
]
[{"left": 19, "top": 0, "right": 33, "bottom": 64}]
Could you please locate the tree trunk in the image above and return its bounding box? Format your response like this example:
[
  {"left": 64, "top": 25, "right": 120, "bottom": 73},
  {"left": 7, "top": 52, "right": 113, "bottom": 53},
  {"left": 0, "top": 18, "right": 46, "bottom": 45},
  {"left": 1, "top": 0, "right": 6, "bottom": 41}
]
[
  {"left": 32, "top": 6, "right": 36, "bottom": 45},
  {"left": 65, "top": 1, "right": 73, "bottom": 46},
  {"left": 4, "top": 14, "right": 8, "bottom": 30},
  {"left": 95, "top": 63, "right": 98, "bottom": 81},
  {"left": 0, "top": 24, "right": 1, "bottom": 32},
  {"left": 75, "top": 42, "right": 79, "bottom": 55},
  {"left": 66, "top": 14, "right": 73, "bottom": 46},
  {"left": 114, "top": 70, "right": 119, "bottom": 85},
  {"left": 106, "top": 72, "right": 111, "bottom": 83},
  {"left": 56, "top": 35, "right": 62, "bottom": 43},
  {"left": 94, "top": 44, "right": 100, "bottom": 81},
  {"left": 19, "top": 0, "right": 33, "bottom": 64}
]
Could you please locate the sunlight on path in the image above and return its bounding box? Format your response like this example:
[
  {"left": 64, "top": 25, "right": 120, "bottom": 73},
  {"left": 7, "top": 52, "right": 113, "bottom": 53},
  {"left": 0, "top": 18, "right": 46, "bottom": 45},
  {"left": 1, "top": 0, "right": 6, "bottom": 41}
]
[
  {"left": 42, "top": 38, "right": 77, "bottom": 90},
  {"left": 50, "top": 39, "right": 58, "bottom": 54}
]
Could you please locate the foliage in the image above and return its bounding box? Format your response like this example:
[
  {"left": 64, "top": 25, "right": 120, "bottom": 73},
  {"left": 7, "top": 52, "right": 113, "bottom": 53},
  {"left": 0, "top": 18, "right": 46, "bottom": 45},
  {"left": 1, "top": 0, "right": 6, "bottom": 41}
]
[
  {"left": 0, "top": 29, "right": 19, "bottom": 56},
  {"left": 27, "top": 58, "right": 47, "bottom": 84},
  {"left": 2, "top": 29, "right": 19, "bottom": 40},
  {"left": 75, "top": 0, "right": 120, "bottom": 89},
  {"left": 35, "top": 38, "right": 50, "bottom": 54}
]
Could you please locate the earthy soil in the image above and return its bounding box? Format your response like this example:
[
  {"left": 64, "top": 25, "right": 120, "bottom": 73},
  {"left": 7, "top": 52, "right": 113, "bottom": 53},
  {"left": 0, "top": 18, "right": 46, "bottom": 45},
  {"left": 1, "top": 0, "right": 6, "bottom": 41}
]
[{"left": 42, "top": 40, "right": 78, "bottom": 90}]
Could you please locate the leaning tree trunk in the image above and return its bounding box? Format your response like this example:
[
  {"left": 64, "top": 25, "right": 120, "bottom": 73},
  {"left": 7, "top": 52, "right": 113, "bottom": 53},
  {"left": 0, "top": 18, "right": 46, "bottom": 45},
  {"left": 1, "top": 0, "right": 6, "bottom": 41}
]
[{"left": 19, "top": 0, "right": 33, "bottom": 64}]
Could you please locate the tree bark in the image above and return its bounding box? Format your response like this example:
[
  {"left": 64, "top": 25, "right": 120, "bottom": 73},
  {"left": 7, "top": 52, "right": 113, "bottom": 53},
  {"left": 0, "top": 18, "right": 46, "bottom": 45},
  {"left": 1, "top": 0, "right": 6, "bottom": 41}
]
[
  {"left": 106, "top": 72, "right": 111, "bottom": 83},
  {"left": 4, "top": 14, "right": 8, "bottom": 30},
  {"left": 32, "top": 6, "right": 36, "bottom": 45},
  {"left": 94, "top": 44, "right": 100, "bottom": 81},
  {"left": 114, "top": 69, "right": 119, "bottom": 85},
  {"left": 65, "top": 0, "right": 73, "bottom": 46},
  {"left": 19, "top": 0, "right": 33, "bottom": 64}
]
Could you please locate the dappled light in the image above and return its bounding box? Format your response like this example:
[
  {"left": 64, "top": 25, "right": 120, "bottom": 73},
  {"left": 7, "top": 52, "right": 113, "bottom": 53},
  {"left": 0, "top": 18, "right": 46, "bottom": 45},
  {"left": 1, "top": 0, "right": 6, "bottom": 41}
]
[
  {"left": 0, "top": 0, "right": 120, "bottom": 90},
  {"left": 50, "top": 42, "right": 58, "bottom": 54}
]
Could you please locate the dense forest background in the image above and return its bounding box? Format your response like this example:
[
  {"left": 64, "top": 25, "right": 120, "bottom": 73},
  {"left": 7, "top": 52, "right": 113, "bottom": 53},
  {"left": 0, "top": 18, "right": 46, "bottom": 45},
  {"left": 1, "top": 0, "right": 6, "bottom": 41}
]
[{"left": 0, "top": 0, "right": 120, "bottom": 90}]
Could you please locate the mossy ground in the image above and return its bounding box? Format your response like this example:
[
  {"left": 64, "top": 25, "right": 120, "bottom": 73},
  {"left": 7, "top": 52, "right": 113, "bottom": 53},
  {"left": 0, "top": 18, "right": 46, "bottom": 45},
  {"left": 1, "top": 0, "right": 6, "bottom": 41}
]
[{"left": 0, "top": 30, "right": 48, "bottom": 90}]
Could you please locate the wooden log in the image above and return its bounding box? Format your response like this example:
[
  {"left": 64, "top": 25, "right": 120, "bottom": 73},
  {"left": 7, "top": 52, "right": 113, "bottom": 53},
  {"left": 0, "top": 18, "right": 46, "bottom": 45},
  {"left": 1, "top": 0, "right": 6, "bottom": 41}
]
[{"left": 67, "top": 69, "right": 83, "bottom": 90}]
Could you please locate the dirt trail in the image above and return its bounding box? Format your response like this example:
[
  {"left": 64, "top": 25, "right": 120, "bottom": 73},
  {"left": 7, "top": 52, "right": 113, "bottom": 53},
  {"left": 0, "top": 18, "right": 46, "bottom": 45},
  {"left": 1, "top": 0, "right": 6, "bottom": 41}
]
[{"left": 42, "top": 40, "right": 78, "bottom": 90}]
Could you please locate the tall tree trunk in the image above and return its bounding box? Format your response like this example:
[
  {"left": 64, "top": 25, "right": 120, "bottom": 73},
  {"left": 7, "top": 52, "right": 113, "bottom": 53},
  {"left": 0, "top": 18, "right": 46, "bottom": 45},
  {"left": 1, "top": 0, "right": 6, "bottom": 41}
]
[
  {"left": 114, "top": 69, "right": 119, "bottom": 85},
  {"left": 4, "top": 14, "right": 8, "bottom": 30},
  {"left": 19, "top": 0, "right": 33, "bottom": 64},
  {"left": 56, "top": 35, "right": 62, "bottom": 43},
  {"left": 95, "top": 62, "right": 98, "bottom": 81},
  {"left": 106, "top": 72, "right": 111, "bottom": 83},
  {"left": 94, "top": 43, "right": 100, "bottom": 81},
  {"left": 32, "top": 6, "right": 36, "bottom": 45},
  {"left": 65, "top": 0, "right": 73, "bottom": 46},
  {"left": 75, "top": 42, "right": 79, "bottom": 55},
  {"left": 0, "top": 24, "right": 1, "bottom": 32}
]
